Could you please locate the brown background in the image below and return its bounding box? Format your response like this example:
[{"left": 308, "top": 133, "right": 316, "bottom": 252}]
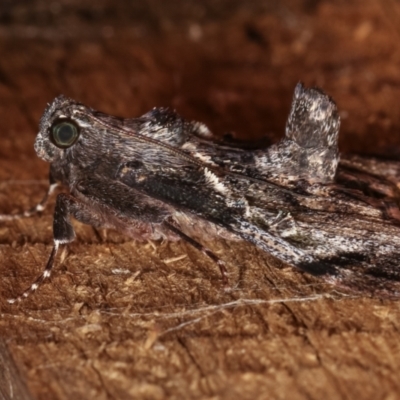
[{"left": 0, "top": 1, "right": 400, "bottom": 399}]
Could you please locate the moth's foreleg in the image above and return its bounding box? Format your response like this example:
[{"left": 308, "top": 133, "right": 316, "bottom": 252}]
[
  {"left": 7, "top": 242, "right": 61, "bottom": 304},
  {"left": 0, "top": 173, "right": 58, "bottom": 221},
  {"left": 163, "top": 221, "right": 229, "bottom": 284},
  {"left": 8, "top": 193, "right": 99, "bottom": 303}
]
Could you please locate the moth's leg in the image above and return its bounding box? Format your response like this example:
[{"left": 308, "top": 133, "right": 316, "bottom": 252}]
[
  {"left": 163, "top": 220, "right": 229, "bottom": 284},
  {"left": 0, "top": 170, "right": 59, "bottom": 221},
  {"left": 8, "top": 193, "right": 102, "bottom": 303}
]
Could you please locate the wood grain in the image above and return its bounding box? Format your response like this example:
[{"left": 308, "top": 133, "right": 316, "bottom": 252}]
[
  {"left": 1, "top": 1, "right": 400, "bottom": 399},
  {"left": 0, "top": 341, "right": 32, "bottom": 400}
]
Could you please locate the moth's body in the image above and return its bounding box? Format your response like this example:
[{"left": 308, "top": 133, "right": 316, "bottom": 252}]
[
  {"left": 4, "top": 83, "right": 400, "bottom": 301},
  {"left": 39, "top": 101, "right": 243, "bottom": 243}
]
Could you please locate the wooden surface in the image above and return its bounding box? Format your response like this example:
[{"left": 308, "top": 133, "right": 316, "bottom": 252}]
[
  {"left": 0, "top": 341, "right": 32, "bottom": 400},
  {"left": 1, "top": 1, "right": 400, "bottom": 399}
]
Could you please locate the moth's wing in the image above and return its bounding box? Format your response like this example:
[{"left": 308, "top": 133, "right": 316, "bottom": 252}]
[
  {"left": 174, "top": 83, "right": 340, "bottom": 188},
  {"left": 113, "top": 132, "right": 400, "bottom": 298},
  {"left": 116, "top": 160, "right": 344, "bottom": 276},
  {"left": 115, "top": 159, "right": 400, "bottom": 296},
  {"left": 247, "top": 205, "right": 400, "bottom": 296},
  {"left": 251, "top": 83, "right": 340, "bottom": 184},
  {"left": 140, "top": 84, "right": 341, "bottom": 187},
  {"left": 286, "top": 204, "right": 400, "bottom": 295},
  {"left": 116, "top": 161, "right": 242, "bottom": 225}
]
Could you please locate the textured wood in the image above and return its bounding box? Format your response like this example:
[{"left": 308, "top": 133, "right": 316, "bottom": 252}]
[
  {"left": 0, "top": 341, "right": 32, "bottom": 400},
  {"left": 1, "top": 1, "right": 400, "bottom": 399}
]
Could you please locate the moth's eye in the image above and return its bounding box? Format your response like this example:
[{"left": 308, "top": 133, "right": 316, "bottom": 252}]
[{"left": 50, "top": 120, "right": 79, "bottom": 148}]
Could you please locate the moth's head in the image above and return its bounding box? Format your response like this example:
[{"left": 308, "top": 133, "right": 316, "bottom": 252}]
[{"left": 35, "top": 95, "right": 88, "bottom": 162}]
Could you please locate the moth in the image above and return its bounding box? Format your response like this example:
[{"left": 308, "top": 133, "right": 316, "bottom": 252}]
[{"left": 2, "top": 83, "right": 400, "bottom": 302}]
